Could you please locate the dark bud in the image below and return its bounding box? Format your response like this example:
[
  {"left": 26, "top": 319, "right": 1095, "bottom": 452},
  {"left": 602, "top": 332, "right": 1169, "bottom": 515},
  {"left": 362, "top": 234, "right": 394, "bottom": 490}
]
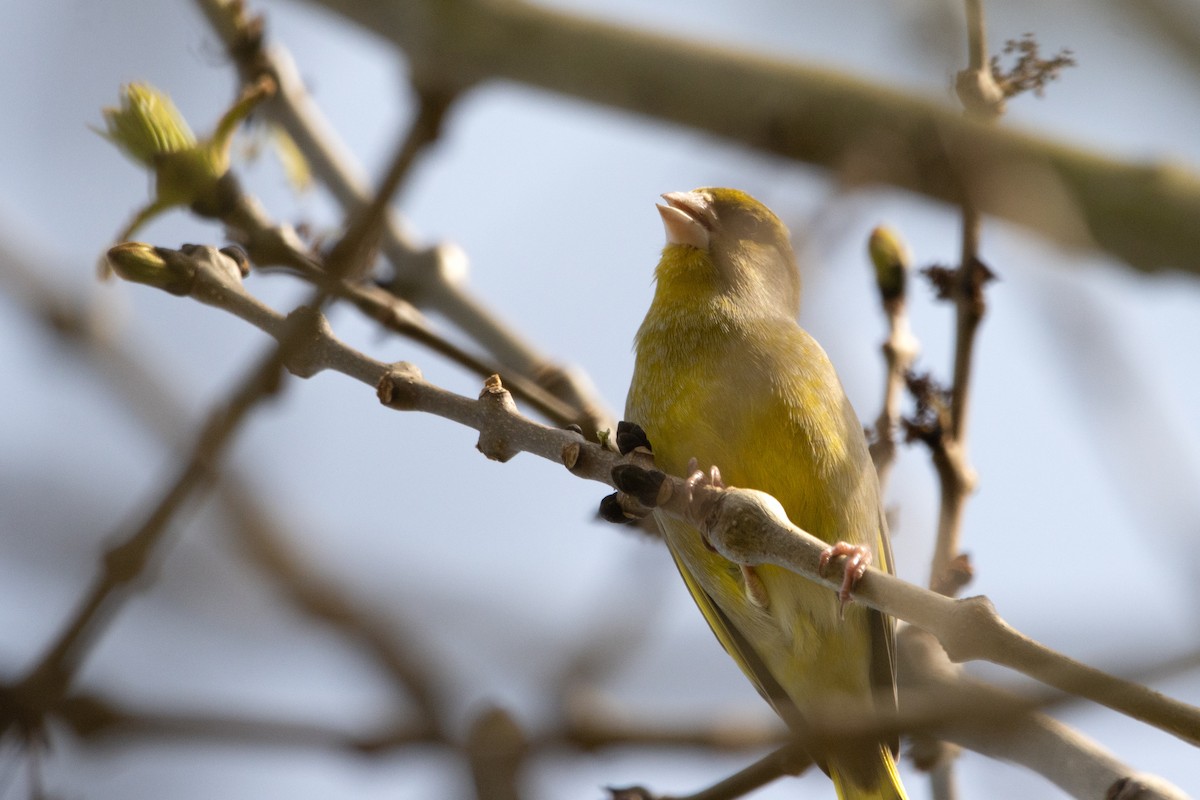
[
  {"left": 611, "top": 464, "right": 665, "bottom": 507},
  {"left": 964, "top": 255, "right": 998, "bottom": 318},
  {"left": 598, "top": 493, "right": 635, "bottom": 525},
  {"left": 616, "top": 420, "right": 652, "bottom": 455},
  {"left": 903, "top": 370, "right": 950, "bottom": 448},
  {"left": 868, "top": 225, "right": 910, "bottom": 304},
  {"left": 922, "top": 263, "right": 957, "bottom": 301},
  {"left": 219, "top": 245, "right": 252, "bottom": 277},
  {"left": 922, "top": 259, "right": 997, "bottom": 316},
  {"left": 103, "top": 242, "right": 195, "bottom": 296}
]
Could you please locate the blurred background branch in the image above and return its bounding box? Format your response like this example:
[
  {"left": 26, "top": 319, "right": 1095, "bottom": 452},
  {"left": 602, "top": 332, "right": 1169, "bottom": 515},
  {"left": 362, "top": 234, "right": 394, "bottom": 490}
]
[{"left": 302, "top": 0, "right": 1200, "bottom": 275}]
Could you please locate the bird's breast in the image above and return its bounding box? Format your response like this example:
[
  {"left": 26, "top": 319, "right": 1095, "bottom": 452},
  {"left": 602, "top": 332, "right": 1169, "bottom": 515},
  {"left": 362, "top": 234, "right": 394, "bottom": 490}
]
[{"left": 627, "top": 312, "right": 872, "bottom": 547}]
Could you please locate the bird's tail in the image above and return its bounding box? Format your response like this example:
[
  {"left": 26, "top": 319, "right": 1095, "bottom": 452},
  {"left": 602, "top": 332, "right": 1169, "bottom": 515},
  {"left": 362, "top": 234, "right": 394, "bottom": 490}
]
[{"left": 829, "top": 744, "right": 907, "bottom": 800}]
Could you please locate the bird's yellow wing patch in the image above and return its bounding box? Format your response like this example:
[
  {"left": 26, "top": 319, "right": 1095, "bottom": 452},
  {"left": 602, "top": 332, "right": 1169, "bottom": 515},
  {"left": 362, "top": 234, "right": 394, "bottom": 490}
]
[{"left": 665, "top": 542, "right": 809, "bottom": 734}]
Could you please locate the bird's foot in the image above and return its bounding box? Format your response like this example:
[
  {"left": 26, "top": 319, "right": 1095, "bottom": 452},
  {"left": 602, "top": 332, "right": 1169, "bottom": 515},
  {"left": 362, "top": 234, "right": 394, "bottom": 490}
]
[
  {"left": 682, "top": 458, "right": 726, "bottom": 535},
  {"left": 684, "top": 461, "right": 765, "bottom": 609},
  {"left": 684, "top": 457, "right": 724, "bottom": 498},
  {"left": 818, "top": 541, "right": 872, "bottom": 617}
]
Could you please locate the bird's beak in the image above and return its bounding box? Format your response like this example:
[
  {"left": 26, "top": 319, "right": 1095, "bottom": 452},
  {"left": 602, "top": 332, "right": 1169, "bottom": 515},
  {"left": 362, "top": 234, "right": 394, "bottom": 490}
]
[{"left": 657, "top": 191, "right": 711, "bottom": 250}]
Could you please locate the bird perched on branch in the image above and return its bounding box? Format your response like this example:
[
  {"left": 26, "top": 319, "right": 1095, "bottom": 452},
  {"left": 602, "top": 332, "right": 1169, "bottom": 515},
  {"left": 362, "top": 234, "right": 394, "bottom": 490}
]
[{"left": 625, "top": 188, "right": 906, "bottom": 799}]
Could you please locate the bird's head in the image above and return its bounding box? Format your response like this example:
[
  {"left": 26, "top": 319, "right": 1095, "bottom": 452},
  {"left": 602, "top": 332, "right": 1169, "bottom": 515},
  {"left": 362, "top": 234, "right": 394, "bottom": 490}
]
[{"left": 655, "top": 188, "right": 801, "bottom": 318}]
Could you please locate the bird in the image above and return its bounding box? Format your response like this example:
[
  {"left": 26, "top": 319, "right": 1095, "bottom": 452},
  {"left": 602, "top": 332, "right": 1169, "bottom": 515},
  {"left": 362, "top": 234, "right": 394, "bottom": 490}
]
[{"left": 624, "top": 188, "right": 906, "bottom": 799}]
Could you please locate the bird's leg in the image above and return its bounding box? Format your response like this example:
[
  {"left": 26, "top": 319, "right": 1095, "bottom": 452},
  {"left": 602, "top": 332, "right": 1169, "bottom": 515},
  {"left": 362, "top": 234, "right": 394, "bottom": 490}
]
[
  {"left": 684, "top": 458, "right": 718, "bottom": 542},
  {"left": 683, "top": 458, "right": 722, "bottom": 528},
  {"left": 818, "top": 542, "right": 872, "bottom": 617},
  {"left": 685, "top": 460, "right": 770, "bottom": 610},
  {"left": 683, "top": 457, "right": 720, "bottom": 495}
]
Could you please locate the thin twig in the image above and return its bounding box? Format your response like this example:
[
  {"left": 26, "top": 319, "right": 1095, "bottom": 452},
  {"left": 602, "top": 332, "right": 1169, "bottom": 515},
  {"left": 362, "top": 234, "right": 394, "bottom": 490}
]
[
  {"left": 925, "top": 0, "right": 1003, "bottom": 600},
  {"left": 193, "top": 0, "right": 613, "bottom": 437},
  {"left": 866, "top": 226, "right": 919, "bottom": 491},
  {"left": 3, "top": 88, "right": 444, "bottom": 744},
  {"left": 322, "top": 84, "right": 455, "bottom": 281},
  {"left": 566, "top": 640, "right": 1187, "bottom": 796},
  {"left": 928, "top": 752, "right": 961, "bottom": 800},
  {"left": 54, "top": 691, "right": 431, "bottom": 754},
  {"left": 964, "top": 0, "right": 987, "bottom": 73},
  {"left": 678, "top": 744, "right": 812, "bottom": 800},
  {"left": 98, "top": 44, "right": 585, "bottom": 429},
  {"left": 218, "top": 485, "right": 447, "bottom": 736},
  {"left": 898, "top": 627, "right": 1192, "bottom": 800},
  {"left": 555, "top": 708, "right": 785, "bottom": 754},
  {"left": 0, "top": 237, "right": 447, "bottom": 739},
  {"left": 223, "top": 194, "right": 585, "bottom": 427},
  {"left": 912, "top": 2, "right": 999, "bottom": 793},
  {"left": 6, "top": 333, "right": 289, "bottom": 738},
  {"left": 465, "top": 706, "right": 527, "bottom": 800}
]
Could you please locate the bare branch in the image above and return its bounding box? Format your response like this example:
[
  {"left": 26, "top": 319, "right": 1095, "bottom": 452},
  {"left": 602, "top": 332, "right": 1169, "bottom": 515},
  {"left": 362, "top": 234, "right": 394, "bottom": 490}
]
[
  {"left": 6, "top": 320, "right": 291, "bottom": 739},
  {"left": 924, "top": 0, "right": 1005, "bottom": 600},
  {"left": 54, "top": 691, "right": 430, "bottom": 754},
  {"left": 465, "top": 707, "right": 527, "bottom": 800},
  {"left": 4, "top": 88, "right": 446, "bottom": 744},
  {"left": 302, "top": 0, "right": 1200, "bottom": 275},
  {"left": 218, "top": 485, "right": 447, "bottom": 737},
  {"left": 866, "top": 225, "right": 919, "bottom": 490},
  {"left": 899, "top": 628, "right": 1191, "bottom": 800},
  {"left": 0, "top": 233, "right": 449, "bottom": 744},
  {"left": 193, "top": 0, "right": 614, "bottom": 437}
]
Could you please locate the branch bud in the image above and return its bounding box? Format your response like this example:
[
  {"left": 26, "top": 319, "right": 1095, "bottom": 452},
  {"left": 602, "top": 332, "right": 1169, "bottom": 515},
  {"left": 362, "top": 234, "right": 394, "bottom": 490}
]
[
  {"left": 868, "top": 225, "right": 911, "bottom": 305},
  {"left": 105, "top": 242, "right": 196, "bottom": 295},
  {"left": 97, "top": 80, "right": 273, "bottom": 243}
]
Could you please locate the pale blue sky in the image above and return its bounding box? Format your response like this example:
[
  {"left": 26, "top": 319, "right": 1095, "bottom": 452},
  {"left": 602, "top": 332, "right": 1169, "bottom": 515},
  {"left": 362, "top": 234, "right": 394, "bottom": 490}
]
[{"left": 1, "top": 1, "right": 1198, "bottom": 798}]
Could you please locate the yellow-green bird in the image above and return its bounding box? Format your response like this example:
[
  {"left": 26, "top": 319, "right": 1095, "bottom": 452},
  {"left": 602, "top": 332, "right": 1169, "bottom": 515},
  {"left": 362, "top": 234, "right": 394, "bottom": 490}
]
[{"left": 625, "top": 188, "right": 906, "bottom": 800}]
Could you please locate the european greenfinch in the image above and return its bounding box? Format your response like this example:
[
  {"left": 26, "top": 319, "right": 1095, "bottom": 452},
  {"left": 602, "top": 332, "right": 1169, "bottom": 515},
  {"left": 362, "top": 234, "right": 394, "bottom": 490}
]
[{"left": 625, "top": 188, "right": 906, "bottom": 799}]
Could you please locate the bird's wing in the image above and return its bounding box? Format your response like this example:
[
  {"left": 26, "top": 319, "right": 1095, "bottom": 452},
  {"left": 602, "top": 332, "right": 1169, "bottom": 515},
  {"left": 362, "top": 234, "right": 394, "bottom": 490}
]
[{"left": 665, "top": 543, "right": 812, "bottom": 736}]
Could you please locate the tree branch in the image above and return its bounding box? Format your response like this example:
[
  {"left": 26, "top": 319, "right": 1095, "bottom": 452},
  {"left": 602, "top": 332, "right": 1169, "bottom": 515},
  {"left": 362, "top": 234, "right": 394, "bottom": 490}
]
[
  {"left": 866, "top": 226, "right": 919, "bottom": 491},
  {"left": 5, "top": 325, "right": 290, "bottom": 738},
  {"left": 194, "top": 0, "right": 613, "bottom": 437},
  {"left": 298, "top": 0, "right": 1200, "bottom": 275},
  {"left": 54, "top": 691, "right": 430, "bottom": 754},
  {"left": 898, "top": 627, "right": 1190, "bottom": 800}
]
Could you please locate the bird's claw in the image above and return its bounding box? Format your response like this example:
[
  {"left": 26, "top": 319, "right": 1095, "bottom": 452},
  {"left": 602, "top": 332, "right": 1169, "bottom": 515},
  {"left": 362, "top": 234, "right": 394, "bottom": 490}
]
[
  {"left": 682, "top": 460, "right": 727, "bottom": 548},
  {"left": 598, "top": 491, "right": 644, "bottom": 524},
  {"left": 818, "top": 541, "right": 872, "bottom": 618},
  {"left": 684, "top": 459, "right": 724, "bottom": 502}
]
